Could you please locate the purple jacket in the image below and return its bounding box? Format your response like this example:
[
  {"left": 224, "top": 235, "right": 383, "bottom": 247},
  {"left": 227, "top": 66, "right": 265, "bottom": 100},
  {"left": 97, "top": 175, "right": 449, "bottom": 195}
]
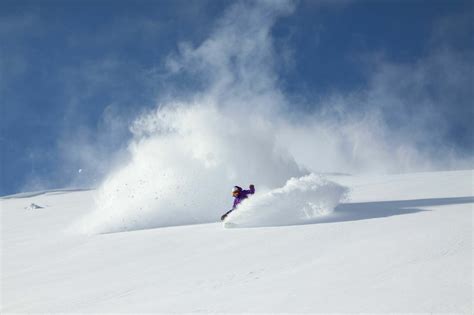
[{"left": 232, "top": 185, "right": 255, "bottom": 209}]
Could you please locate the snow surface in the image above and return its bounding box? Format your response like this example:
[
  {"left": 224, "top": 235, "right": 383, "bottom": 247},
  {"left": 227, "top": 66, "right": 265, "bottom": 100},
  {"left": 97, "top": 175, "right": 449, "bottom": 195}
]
[{"left": 1, "top": 170, "right": 473, "bottom": 313}]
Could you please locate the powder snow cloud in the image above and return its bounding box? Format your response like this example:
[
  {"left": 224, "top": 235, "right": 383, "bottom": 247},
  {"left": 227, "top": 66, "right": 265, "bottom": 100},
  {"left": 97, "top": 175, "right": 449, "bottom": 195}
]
[{"left": 75, "top": 0, "right": 472, "bottom": 233}]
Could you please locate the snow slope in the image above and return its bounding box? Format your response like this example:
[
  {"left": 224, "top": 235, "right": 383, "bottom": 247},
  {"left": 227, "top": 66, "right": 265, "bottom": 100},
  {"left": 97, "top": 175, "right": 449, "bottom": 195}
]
[{"left": 1, "top": 170, "right": 472, "bottom": 313}]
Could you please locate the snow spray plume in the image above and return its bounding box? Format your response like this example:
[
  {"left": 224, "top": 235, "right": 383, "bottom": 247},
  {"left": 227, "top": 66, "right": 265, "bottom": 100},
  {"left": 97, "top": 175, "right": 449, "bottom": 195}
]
[
  {"left": 224, "top": 174, "right": 349, "bottom": 228},
  {"left": 78, "top": 102, "right": 305, "bottom": 233},
  {"left": 76, "top": 1, "right": 470, "bottom": 234},
  {"left": 76, "top": 1, "right": 311, "bottom": 234}
]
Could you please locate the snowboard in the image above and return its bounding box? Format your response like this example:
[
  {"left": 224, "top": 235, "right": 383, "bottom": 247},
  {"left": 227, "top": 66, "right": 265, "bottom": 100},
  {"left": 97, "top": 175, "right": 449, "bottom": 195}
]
[{"left": 220, "top": 209, "right": 233, "bottom": 221}]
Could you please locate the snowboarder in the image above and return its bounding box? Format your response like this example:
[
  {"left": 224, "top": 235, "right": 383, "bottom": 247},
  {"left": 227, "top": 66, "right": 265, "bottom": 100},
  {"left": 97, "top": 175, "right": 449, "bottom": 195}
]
[{"left": 220, "top": 184, "right": 255, "bottom": 221}]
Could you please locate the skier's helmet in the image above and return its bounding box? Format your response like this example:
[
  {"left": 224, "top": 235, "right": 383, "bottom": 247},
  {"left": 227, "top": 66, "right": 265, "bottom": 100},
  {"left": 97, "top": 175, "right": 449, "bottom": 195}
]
[{"left": 232, "top": 186, "right": 242, "bottom": 196}]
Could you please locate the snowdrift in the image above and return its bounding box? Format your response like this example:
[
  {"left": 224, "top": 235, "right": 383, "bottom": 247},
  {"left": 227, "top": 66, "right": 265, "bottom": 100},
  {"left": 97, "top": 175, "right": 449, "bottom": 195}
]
[{"left": 224, "top": 174, "right": 348, "bottom": 228}]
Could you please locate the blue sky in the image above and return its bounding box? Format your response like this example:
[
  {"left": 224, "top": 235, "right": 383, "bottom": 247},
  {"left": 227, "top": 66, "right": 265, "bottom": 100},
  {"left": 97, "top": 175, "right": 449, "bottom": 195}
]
[{"left": 1, "top": 0, "right": 473, "bottom": 196}]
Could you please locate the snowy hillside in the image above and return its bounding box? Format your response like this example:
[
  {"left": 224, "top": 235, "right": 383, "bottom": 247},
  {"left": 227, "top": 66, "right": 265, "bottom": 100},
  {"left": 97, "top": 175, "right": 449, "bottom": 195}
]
[{"left": 1, "top": 170, "right": 472, "bottom": 313}]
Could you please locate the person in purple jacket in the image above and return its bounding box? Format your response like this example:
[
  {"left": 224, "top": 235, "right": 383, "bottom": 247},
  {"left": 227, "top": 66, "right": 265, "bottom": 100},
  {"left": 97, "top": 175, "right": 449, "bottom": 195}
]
[{"left": 220, "top": 184, "right": 255, "bottom": 221}]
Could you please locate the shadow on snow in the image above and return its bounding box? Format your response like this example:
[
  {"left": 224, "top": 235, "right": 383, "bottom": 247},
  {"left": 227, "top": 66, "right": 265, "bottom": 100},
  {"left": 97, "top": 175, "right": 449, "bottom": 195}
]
[
  {"left": 100, "top": 196, "right": 474, "bottom": 233},
  {"left": 318, "top": 196, "right": 474, "bottom": 224}
]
